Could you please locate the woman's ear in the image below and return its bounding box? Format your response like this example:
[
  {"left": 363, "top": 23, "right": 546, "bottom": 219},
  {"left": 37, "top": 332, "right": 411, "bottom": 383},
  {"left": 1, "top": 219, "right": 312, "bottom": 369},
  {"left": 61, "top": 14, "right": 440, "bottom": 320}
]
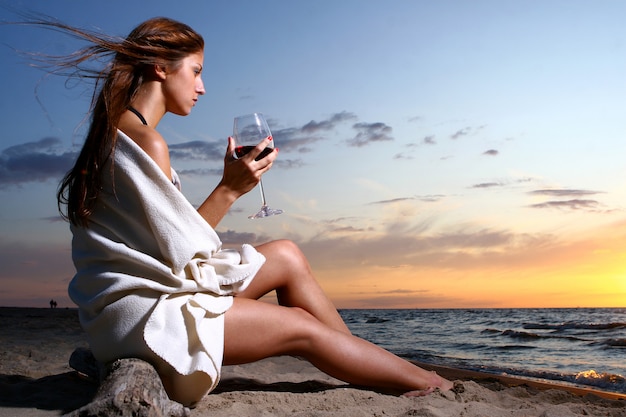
[{"left": 153, "top": 63, "right": 167, "bottom": 80}]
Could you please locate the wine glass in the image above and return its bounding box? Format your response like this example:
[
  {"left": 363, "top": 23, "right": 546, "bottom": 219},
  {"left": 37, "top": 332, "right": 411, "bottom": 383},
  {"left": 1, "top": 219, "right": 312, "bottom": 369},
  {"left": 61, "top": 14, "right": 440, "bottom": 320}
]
[{"left": 233, "top": 113, "right": 283, "bottom": 219}]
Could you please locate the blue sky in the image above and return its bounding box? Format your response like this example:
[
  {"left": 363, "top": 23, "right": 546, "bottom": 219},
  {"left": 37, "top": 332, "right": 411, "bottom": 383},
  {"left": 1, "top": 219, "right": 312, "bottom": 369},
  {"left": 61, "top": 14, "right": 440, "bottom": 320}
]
[{"left": 1, "top": 1, "right": 625, "bottom": 308}]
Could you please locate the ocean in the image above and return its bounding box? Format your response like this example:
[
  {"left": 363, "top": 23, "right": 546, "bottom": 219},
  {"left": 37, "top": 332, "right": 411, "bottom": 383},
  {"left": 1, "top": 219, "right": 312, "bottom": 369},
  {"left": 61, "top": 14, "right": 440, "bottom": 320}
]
[{"left": 339, "top": 308, "right": 626, "bottom": 395}]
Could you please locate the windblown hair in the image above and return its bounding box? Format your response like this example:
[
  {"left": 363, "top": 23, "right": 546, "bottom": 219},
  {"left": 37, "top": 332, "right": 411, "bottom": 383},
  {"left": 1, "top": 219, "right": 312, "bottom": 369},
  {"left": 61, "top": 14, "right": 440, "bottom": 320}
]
[{"left": 39, "top": 17, "right": 204, "bottom": 226}]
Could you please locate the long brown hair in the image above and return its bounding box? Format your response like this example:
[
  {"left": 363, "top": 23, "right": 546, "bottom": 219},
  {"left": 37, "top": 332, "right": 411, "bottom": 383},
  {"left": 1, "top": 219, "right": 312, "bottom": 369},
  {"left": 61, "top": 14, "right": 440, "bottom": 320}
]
[{"left": 39, "top": 17, "right": 204, "bottom": 226}]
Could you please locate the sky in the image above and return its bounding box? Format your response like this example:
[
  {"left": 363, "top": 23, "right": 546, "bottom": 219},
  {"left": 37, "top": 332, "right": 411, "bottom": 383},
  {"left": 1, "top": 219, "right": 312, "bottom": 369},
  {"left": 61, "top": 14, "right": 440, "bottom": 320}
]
[{"left": 0, "top": 0, "right": 625, "bottom": 309}]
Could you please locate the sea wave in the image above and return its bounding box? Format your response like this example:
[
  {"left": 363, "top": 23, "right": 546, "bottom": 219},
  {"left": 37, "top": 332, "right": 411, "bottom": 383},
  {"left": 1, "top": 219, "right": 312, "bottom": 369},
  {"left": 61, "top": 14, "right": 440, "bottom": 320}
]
[
  {"left": 501, "top": 329, "right": 541, "bottom": 339},
  {"left": 593, "top": 338, "right": 626, "bottom": 348},
  {"left": 466, "top": 366, "right": 626, "bottom": 394},
  {"left": 573, "top": 369, "right": 626, "bottom": 392},
  {"left": 485, "top": 328, "right": 589, "bottom": 342},
  {"left": 494, "top": 344, "right": 536, "bottom": 351},
  {"left": 523, "top": 322, "right": 626, "bottom": 331}
]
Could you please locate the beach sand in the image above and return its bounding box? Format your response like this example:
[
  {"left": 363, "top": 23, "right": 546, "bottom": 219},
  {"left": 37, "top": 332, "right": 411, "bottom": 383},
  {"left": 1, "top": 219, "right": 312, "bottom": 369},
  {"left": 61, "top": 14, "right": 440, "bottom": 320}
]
[{"left": 1, "top": 307, "right": 624, "bottom": 417}]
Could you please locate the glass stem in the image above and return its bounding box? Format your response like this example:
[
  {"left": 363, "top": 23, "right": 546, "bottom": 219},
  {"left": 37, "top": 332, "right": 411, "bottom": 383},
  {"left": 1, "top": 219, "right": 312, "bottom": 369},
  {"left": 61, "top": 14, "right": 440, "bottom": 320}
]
[{"left": 258, "top": 179, "right": 268, "bottom": 207}]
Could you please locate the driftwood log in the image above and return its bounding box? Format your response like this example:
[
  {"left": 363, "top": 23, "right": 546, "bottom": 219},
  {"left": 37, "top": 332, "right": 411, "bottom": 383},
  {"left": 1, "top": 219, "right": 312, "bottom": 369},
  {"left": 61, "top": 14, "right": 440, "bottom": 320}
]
[{"left": 65, "top": 347, "right": 190, "bottom": 417}]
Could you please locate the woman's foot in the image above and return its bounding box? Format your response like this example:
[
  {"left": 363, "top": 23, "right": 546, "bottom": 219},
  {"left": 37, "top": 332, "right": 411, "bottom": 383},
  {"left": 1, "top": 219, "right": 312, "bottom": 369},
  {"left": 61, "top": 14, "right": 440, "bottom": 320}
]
[
  {"left": 402, "top": 371, "right": 454, "bottom": 397},
  {"left": 402, "top": 386, "right": 436, "bottom": 397}
]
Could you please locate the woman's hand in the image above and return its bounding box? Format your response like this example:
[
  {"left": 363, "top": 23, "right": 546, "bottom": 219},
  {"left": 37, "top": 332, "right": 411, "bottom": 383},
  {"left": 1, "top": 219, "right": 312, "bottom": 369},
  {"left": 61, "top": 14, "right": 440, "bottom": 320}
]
[
  {"left": 197, "top": 135, "right": 278, "bottom": 228},
  {"left": 220, "top": 135, "right": 277, "bottom": 198}
]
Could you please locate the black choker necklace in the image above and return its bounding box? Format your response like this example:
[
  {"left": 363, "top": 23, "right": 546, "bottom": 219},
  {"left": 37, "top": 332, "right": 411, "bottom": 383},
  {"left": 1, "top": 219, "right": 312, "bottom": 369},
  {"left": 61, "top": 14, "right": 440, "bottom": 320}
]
[{"left": 128, "top": 107, "right": 148, "bottom": 126}]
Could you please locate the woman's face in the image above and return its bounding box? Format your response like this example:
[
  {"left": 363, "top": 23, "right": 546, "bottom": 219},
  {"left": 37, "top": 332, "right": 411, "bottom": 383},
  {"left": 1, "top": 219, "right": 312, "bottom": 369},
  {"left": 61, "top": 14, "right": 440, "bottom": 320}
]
[{"left": 162, "top": 51, "right": 205, "bottom": 116}]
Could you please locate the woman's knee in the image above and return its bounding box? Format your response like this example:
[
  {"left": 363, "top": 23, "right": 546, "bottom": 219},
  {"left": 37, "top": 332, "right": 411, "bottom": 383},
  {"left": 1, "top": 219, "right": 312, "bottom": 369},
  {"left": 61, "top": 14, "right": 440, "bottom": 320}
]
[
  {"left": 266, "top": 239, "right": 305, "bottom": 261},
  {"left": 258, "top": 239, "right": 311, "bottom": 277}
]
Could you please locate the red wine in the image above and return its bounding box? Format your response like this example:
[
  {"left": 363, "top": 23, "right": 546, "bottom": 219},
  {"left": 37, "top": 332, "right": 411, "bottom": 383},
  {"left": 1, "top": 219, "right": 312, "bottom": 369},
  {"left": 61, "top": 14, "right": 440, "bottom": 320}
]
[{"left": 235, "top": 146, "right": 273, "bottom": 161}]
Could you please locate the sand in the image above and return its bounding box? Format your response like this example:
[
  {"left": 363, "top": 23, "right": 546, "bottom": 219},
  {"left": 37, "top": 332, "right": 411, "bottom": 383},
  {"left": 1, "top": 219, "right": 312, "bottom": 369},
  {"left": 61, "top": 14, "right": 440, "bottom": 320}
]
[{"left": 1, "top": 307, "right": 624, "bottom": 417}]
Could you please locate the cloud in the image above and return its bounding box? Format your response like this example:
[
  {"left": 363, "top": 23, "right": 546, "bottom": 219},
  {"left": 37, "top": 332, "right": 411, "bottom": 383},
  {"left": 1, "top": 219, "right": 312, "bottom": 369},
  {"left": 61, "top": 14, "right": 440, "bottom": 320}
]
[
  {"left": 470, "top": 177, "right": 536, "bottom": 189},
  {"left": 347, "top": 122, "right": 394, "bottom": 147},
  {"left": 483, "top": 149, "right": 499, "bottom": 156},
  {"left": 0, "top": 135, "right": 229, "bottom": 187},
  {"left": 317, "top": 218, "right": 372, "bottom": 234},
  {"left": 369, "top": 197, "right": 415, "bottom": 205},
  {"left": 529, "top": 199, "right": 600, "bottom": 211},
  {"left": 274, "top": 158, "right": 306, "bottom": 170},
  {"left": 299, "top": 213, "right": 518, "bottom": 270},
  {"left": 168, "top": 140, "right": 224, "bottom": 161},
  {"left": 394, "top": 135, "right": 437, "bottom": 159},
  {"left": 0, "top": 111, "right": 360, "bottom": 190},
  {"left": 300, "top": 111, "right": 357, "bottom": 133},
  {"left": 165, "top": 114, "right": 342, "bottom": 167},
  {"left": 450, "top": 125, "right": 486, "bottom": 140},
  {"left": 0, "top": 138, "right": 76, "bottom": 188},
  {"left": 471, "top": 182, "right": 504, "bottom": 189},
  {"left": 527, "top": 190, "right": 605, "bottom": 212},
  {"left": 528, "top": 189, "right": 602, "bottom": 197},
  {"left": 416, "top": 195, "right": 445, "bottom": 202},
  {"left": 176, "top": 167, "right": 224, "bottom": 177},
  {"left": 298, "top": 224, "right": 536, "bottom": 272},
  {"left": 271, "top": 111, "right": 357, "bottom": 154},
  {"left": 364, "top": 194, "right": 443, "bottom": 204},
  {"left": 450, "top": 127, "right": 472, "bottom": 139},
  {"left": 217, "top": 229, "right": 271, "bottom": 245},
  {"left": 296, "top": 203, "right": 617, "bottom": 283}
]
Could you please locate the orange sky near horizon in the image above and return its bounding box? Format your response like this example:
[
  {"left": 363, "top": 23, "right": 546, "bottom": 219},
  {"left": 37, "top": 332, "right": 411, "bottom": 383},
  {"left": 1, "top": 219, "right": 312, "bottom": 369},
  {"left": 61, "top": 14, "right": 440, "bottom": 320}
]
[
  {"left": 314, "top": 219, "right": 626, "bottom": 309},
  {"left": 0, "top": 214, "right": 623, "bottom": 310}
]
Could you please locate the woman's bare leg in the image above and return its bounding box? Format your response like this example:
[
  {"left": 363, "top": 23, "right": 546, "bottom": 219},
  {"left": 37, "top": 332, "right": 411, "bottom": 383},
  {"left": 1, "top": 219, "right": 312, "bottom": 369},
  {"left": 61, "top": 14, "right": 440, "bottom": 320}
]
[
  {"left": 237, "top": 240, "right": 350, "bottom": 334},
  {"left": 223, "top": 298, "right": 453, "bottom": 395}
]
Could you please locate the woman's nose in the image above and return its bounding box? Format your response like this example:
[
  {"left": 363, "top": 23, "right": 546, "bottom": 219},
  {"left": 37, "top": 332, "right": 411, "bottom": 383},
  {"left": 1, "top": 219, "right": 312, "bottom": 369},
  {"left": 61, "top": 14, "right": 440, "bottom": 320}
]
[{"left": 197, "top": 78, "right": 206, "bottom": 95}]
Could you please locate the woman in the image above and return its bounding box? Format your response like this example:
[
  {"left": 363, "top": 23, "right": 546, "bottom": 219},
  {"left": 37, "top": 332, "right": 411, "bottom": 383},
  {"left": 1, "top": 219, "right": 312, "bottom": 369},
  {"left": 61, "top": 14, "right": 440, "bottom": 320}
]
[{"left": 45, "top": 17, "right": 453, "bottom": 406}]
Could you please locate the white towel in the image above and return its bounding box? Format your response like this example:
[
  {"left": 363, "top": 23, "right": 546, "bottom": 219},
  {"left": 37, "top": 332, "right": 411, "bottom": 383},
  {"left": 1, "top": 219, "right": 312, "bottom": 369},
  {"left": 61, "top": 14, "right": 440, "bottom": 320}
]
[{"left": 68, "top": 131, "right": 265, "bottom": 392}]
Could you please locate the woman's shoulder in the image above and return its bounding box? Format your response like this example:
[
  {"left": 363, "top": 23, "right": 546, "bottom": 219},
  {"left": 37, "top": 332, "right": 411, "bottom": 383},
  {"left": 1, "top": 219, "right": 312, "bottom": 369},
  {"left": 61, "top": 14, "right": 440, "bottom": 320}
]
[
  {"left": 118, "top": 124, "right": 172, "bottom": 179},
  {"left": 119, "top": 110, "right": 168, "bottom": 152},
  {"left": 126, "top": 127, "right": 168, "bottom": 157}
]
